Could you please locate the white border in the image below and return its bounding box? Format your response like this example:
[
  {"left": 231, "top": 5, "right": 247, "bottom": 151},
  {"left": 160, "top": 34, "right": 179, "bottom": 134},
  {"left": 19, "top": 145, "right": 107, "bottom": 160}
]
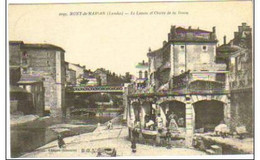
[{"left": 3, "top": 0, "right": 256, "bottom": 159}]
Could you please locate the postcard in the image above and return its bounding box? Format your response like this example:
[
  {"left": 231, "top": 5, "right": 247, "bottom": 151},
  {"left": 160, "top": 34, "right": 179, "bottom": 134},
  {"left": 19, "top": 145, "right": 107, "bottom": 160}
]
[{"left": 7, "top": 0, "right": 254, "bottom": 159}]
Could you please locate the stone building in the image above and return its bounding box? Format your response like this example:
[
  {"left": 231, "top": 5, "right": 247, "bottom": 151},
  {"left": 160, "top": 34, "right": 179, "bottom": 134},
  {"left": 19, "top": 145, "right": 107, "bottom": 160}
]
[
  {"left": 10, "top": 86, "right": 34, "bottom": 115},
  {"left": 126, "top": 25, "right": 230, "bottom": 147},
  {"left": 135, "top": 60, "right": 149, "bottom": 90},
  {"left": 83, "top": 69, "right": 98, "bottom": 86},
  {"left": 17, "top": 75, "right": 45, "bottom": 116},
  {"left": 9, "top": 41, "right": 66, "bottom": 115},
  {"left": 94, "top": 68, "right": 108, "bottom": 86},
  {"left": 65, "top": 62, "right": 76, "bottom": 86},
  {"left": 68, "top": 63, "right": 86, "bottom": 84},
  {"left": 217, "top": 23, "right": 253, "bottom": 134}
]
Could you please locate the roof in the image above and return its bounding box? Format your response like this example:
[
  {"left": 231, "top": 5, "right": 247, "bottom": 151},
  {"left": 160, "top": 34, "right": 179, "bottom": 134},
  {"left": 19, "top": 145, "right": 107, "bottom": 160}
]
[
  {"left": 9, "top": 66, "right": 20, "bottom": 71},
  {"left": 147, "top": 48, "right": 163, "bottom": 57},
  {"left": 135, "top": 62, "right": 149, "bottom": 68},
  {"left": 21, "top": 43, "right": 65, "bottom": 52},
  {"left": 9, "top": 41, "right": 24, "bottom": 45},
  {"left": 70, "top": 63, "right": 86, "bottom": 69},
  {"left": 68, "top": 68, "right": 76, "bottom": 72},
  {"left": 216, "top": 44, "right": 241, "bottom": 58},
  {"left": 175, "top": 27, "right": 212, "bottom": 34},
  {"left": 217, "top": 44, "right": 240, "bottom": 53},
  {"left": 10, "top": 86, "right": 29, "bottom": 93},
  {"left": 169, "top": 26, "right": 217, "bottom": 43},
  {"left": 18, "top": 74, "right": 44, "bottom": 84}
]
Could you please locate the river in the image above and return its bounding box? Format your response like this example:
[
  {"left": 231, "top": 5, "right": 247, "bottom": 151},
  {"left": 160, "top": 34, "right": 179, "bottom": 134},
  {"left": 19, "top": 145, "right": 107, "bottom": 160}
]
[{"left": 11, "top": 114, "right": 117, "bottom": 158}]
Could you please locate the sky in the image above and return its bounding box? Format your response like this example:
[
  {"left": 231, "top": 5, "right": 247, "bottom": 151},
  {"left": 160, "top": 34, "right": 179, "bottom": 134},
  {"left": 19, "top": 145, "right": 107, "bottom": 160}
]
[{"left": 8, "top": 1, "right": 253, "bottom": 76}]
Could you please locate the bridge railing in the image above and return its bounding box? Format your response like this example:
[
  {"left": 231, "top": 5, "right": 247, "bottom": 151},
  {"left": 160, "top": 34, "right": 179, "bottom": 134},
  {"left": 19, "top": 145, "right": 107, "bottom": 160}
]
[{"left": 66, "top": 85, "right": 124, "bottom": 92}]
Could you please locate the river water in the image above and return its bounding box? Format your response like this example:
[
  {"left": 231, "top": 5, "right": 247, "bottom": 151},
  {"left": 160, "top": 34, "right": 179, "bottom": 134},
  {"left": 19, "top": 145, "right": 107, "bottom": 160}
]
[{"left": 11, "top": 114, "right": 117, "bottom": 158}]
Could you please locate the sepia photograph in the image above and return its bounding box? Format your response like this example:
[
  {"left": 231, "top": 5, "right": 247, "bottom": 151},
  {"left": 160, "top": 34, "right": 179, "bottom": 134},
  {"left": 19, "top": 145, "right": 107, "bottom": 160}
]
[{"left": 7, "top": 0, "right": 254, "bottom": 158}]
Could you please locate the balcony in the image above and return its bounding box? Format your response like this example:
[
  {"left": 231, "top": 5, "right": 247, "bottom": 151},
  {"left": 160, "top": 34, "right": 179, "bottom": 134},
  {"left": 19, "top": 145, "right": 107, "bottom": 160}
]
[
  {"left": 128, "top": 71, "right": 229, "bottom": 98},
  {"left": 192, "top": 63, "right": 227, "bottom": 71}
]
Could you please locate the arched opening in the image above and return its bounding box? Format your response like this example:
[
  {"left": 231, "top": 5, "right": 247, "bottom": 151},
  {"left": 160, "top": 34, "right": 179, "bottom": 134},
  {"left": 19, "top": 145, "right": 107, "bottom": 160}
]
[
  {"left": 140, "top": 101, "right": 154, "bottom": 128},
  {"left": 160, "top": 100, "right": 186, "bottom": 128},
  {"left": 193, "top": 100, "right": 224, "bottom": 132}
]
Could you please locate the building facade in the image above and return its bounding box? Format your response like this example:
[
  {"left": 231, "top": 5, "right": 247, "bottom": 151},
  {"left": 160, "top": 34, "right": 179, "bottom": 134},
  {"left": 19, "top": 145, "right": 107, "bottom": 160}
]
[
  {"left": 17, "top": 75, "right": 45, "bottom": 116},
  {"left": 65, "top": 62, "right": 77, "bottom": 86},
  {"left": 9, "top": 41, "right": 66, "bottom": 115},
  {"left": 126, "top": 25, "right": 230, "bottom": 147},
  {"left": 217, "top": 23, "right": 253, "bottom": 134},
  {"left": 68, "top": 63, "right": 86, "bottom": 84}
]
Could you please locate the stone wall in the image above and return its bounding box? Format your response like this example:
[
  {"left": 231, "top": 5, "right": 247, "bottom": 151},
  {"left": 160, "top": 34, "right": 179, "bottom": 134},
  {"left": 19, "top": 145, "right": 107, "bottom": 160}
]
[
  {"left": 9, "top": 42, "right": 22, "bottom": 66},
  {"left": 230, "top": 88, "right": 253, "bottom": 134}
]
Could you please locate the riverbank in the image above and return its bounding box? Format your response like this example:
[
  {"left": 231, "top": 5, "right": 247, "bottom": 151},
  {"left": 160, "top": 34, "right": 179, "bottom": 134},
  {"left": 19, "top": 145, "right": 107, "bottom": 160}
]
[
  {"left": 21, "top": 124, "right": 206, "bottom": 158},
  {"left": 11, "top": 113, "right": 117, "bottom": 158},
  {"left": 195, "top": 133, "right": 253, "bottom": 154},
  {"left": 10, "top": 114, "right": 40, "bottom": 126}
]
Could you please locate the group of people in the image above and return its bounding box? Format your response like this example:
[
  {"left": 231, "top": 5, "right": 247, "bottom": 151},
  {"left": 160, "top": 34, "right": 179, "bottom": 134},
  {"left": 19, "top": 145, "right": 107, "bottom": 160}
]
[
  {"left": 143, "top": 111, "right": 182, "bottom": 133},
  {"left": 130, "top": 111, "right": 183, "bottom": 151}
]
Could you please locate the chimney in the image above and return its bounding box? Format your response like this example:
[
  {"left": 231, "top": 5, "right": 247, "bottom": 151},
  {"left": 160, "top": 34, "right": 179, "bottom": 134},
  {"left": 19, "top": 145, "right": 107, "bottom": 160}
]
[
  {"left": 142, "top": 60, "right": 145, "bottom": 65},
  {"left": 168, "top": 33, "right": 171, "bottom": 41},
  {"left": 148, "top": 47, "right": 151, "bottom": 52},
  {"left": 188, "top": 26, "right": 191, "bottom": 30},
  {"left": 163, "top": 40, "right": 167, "bottom": 46},
  {"left": 212, "top": 26, "right": 216, "bottom": 33},
  {"left": 224, "top": 35, "right": 226, "bottom": 45}
]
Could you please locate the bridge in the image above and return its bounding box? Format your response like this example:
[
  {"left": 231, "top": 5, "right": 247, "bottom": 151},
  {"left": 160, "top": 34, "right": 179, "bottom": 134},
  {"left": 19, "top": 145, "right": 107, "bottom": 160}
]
[
  {"left": 69, "top": 107, "right": 123, "bottom": 116},
  {"left": 66, "top": 85, "right": 124, "bottom": 93}
]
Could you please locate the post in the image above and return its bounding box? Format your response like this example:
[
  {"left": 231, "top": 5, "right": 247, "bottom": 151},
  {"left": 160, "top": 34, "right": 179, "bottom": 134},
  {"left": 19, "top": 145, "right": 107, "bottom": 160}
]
[
  {"left": 224, "top": 96, "right": 231, "bottom": 127},
  {"left": 139, "top": 101, "right": 145, "bottom": 143},
  {"left": 185, "top": 95, "right": 194, "bottom": 147}
]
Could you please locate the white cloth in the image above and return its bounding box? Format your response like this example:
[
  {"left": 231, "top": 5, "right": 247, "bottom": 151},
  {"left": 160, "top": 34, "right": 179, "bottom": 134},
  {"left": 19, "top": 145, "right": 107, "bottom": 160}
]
[
  {"left": 214, "top": 124, "right": 230, "bottom": 133},
  {"left": 146, "top": 120, "right": 154, "bottom": 127},
  {"left": 156, "top": 117, "right": 163, "bottom": 129}
]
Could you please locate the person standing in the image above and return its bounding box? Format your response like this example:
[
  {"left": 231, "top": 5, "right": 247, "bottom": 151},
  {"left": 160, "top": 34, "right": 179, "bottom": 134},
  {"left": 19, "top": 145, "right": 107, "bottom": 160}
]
[
  {"left": 57, "top": 134, "right": 65, "bottom": 148},
  {"left": 156, "top": 113, "right": 163, "bottom": 133},
  {"left": 165, "top": 129, "right": 172, "bottom": 149},
  {"left": 131, "top": 128, "right": 138, "bottom": 153},
  {"left": 107, "top": 120, "right": 113, "bottom": 130},
  {"left": 169, "top": 118, "right": 178, "bottom": 131}
]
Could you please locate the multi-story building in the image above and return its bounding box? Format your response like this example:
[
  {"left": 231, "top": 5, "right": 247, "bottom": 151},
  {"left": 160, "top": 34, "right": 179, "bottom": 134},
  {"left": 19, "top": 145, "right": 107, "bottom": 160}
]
[
  {"left": 135, "top": 60, "right": 149, "bottom": 90},
  {"left": 68, "top": 63, "right": 86, "bottom": 84},
  {"left": 65, "top": 62, "right": 77, "bottom": 86},
  {"left": 126, "top": 25, "right": 230, "bottom": 147},
  {"left": 9, "top": 41, "right": 66, "bottom": 115},
  {"left": 94, "top": 68, "right": 108, "bottom": 86},
  {"left": 83, "top": 69, "right": 98, "bottom": 86},
  {"left": 217, "top": 23, "right": 253, "bottom": 133}
]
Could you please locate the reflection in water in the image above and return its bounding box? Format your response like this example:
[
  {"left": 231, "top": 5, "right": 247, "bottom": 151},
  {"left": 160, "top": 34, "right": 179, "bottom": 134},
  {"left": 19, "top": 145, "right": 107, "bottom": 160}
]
[
  {"left": 11, "top": 114, "right": 118, "bottom": 158},
  {"left": 11, "top": 128, "right": 57, "bottom": 158}
]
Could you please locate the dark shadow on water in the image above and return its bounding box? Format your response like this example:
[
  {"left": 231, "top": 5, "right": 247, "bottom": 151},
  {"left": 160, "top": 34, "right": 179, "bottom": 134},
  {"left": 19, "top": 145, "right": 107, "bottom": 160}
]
[{"left": 11, "top": 114, "right": 117, "bottom": 158}]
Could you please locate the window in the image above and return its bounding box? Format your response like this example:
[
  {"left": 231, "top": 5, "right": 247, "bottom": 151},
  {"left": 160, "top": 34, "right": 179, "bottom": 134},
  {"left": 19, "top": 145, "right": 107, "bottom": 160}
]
[
  {"left": 144, "top": 71, "right": 148, "bottom": 79},
  {"left": 22, "top": 68, "right": 27, "bottom": 73},
  {"left": 202, "top": 45, "right": 208, "bottom": 51},
  {"left": 22, "top": 51, "right": 28, "bottom": 58},
  {"left": 139, "top": 71, "right": 143, "bottom": 79},
  {"left": 180, "top": 45, "right": 185, "bottom": 50}
]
